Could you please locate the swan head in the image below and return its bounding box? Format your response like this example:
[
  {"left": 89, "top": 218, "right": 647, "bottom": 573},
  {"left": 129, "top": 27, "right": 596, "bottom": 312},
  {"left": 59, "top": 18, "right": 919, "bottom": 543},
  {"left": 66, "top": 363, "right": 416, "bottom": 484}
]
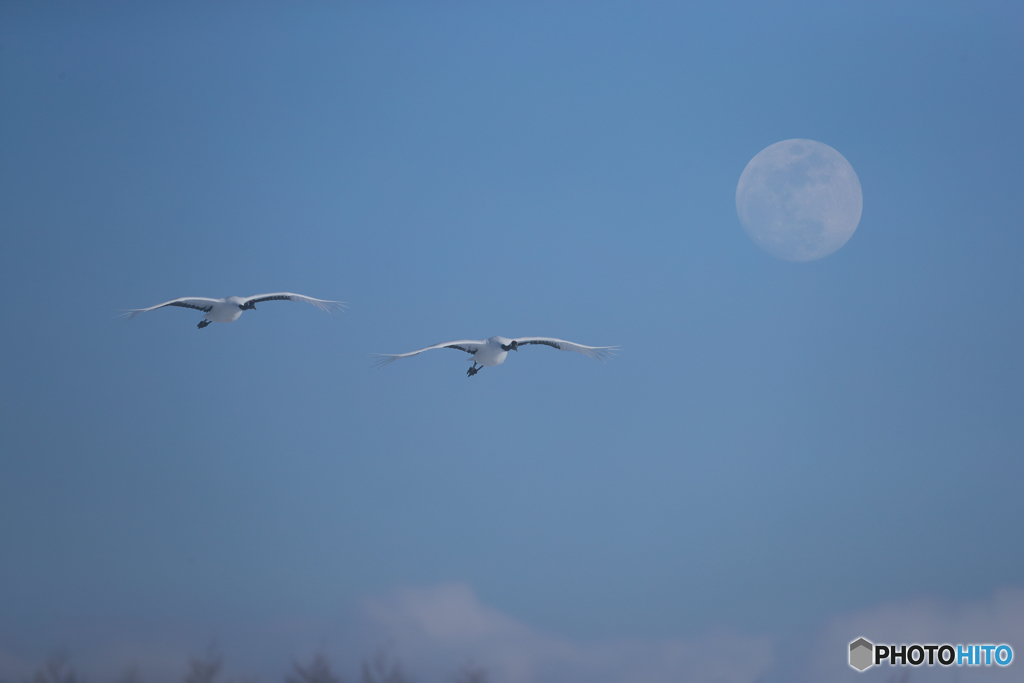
[
  {"left": 501, "top": 340, "right": 519, "bottom": 352},
  {"left": 239, "top": 301, "right": 257, "bottom": 311}
]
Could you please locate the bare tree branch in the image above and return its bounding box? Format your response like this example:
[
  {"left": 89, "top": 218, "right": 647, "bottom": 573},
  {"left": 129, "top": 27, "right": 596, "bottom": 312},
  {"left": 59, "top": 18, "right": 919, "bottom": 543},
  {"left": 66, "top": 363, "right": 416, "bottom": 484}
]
[
  {"left": 30, "top": 651, "right": 76, "bottom": 683},
  {"left": 184, "top": 645, "right": 223, "bottom": 683},
  {"left": 360, "top": 652, "right": 409, "bottom": 683},
  {"left": 453, "top": 663, "right": 488, "bottom": 683},
  {"left": 286, "top": 652, "right": 342, "bottom": 683}
]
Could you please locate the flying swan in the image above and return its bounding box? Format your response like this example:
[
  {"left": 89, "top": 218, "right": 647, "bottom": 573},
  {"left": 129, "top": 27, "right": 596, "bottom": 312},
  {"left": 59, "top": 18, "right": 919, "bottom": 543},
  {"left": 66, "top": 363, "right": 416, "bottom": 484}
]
[
  {"left": 120, "top": 293, "right": 345, "bottom": 328},
  {"left": 374, "top": 336, "right": 617, "bottom": 377}
]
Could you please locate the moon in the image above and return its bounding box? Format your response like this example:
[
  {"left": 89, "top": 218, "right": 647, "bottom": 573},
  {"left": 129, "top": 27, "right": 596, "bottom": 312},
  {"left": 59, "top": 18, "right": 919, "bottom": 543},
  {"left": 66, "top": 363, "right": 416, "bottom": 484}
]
[{"left": 736, "top": 139, "right": 862, "bottom": 262}]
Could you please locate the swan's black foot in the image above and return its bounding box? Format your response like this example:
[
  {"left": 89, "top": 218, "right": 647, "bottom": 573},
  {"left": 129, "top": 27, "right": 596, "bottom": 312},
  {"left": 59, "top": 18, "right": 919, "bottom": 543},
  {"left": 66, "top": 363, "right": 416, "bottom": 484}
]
[
  {"left": 197, "top": 320, "right": 211, "bottom": 329},
  {"left": 467, "top": 365, "right": 480, "bottom": 377}
]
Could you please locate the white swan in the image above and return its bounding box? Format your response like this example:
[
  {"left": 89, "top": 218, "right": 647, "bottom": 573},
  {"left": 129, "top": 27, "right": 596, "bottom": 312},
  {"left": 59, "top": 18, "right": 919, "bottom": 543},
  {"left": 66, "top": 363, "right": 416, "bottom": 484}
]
[
  {"left": 375, "top": 336, "right": 617, "bottom": 376},
  {"left": 120, "top": 293, "right": 344, "bottom": 328}
]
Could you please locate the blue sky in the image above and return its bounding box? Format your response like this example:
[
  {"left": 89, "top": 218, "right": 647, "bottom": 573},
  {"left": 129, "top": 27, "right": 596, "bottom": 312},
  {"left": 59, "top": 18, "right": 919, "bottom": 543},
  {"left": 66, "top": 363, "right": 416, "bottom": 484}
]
[{"left": 1, "top": 2, "right": 1022, "bottom": 682}]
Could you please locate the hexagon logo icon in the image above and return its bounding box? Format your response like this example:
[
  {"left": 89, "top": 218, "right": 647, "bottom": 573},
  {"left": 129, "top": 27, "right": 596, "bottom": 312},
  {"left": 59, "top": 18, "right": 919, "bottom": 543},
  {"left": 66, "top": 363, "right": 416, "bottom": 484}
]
[{"left": 849, "top": 637, "right": 874, "bottom": 671}]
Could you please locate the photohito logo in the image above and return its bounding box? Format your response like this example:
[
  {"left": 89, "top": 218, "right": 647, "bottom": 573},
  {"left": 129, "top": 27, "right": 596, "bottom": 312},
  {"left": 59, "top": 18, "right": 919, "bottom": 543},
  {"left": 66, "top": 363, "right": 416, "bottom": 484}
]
[{"left": 849, "top": 637, "right": 1013, "bottom": 672}]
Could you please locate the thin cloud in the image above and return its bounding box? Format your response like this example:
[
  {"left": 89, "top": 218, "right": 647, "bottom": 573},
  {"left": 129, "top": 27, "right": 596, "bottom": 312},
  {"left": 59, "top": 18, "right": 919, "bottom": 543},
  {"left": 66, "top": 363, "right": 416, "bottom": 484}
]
[{"left": 359, "top": 583, "right": 774, "bottom": 683}]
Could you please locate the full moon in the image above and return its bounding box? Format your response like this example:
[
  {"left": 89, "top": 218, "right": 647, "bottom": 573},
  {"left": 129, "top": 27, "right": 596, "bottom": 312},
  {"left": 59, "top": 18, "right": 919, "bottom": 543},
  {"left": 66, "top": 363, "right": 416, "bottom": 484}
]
[{"left": 736, "top": 139, "right": 862, "bottom": 262}]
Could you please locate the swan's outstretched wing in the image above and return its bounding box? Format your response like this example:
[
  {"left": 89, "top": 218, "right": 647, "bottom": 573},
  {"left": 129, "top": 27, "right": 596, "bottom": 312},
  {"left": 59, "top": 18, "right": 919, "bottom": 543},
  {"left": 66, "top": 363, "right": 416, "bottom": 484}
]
[
  {"left": 118, "top": 297, "right": 220, "bottom": 322},
  {"left": 243, "top": 293, "right": 346, "bottom": 313},
  {"left": 513, "top": 337, "right": 618, "bottom": 362},
  {"left": 373, "top": 340, "right": 486, "bottom": 368}
]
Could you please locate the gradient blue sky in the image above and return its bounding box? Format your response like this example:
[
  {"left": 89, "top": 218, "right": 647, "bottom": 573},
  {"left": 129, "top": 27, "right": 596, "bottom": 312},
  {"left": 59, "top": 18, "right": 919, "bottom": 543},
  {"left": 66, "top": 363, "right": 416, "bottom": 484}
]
[{"left": 1, "top": 2, "right": 1022, "bottom": 681}]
